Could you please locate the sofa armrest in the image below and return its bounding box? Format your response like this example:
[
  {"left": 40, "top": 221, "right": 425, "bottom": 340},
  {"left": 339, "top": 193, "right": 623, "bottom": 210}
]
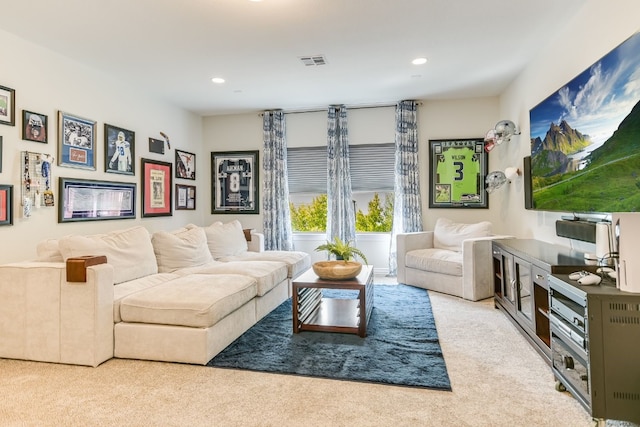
[
  {"left": 247, "top": 231, "right": 265, "bottom": 253},
  {"left": 461, "top": 235, "right": 514, "bottom": 301},
  {"left": 396, "top": 231, "right": 433, "bottom": 282},
  {"left": 0, "top": 261, "right": 115, "bottom": 367}
]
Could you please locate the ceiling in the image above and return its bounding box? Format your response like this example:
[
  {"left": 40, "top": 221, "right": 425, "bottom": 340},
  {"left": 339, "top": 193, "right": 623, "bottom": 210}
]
[{"left": 0, "top": 0, "right": 586, "bottom": 116}]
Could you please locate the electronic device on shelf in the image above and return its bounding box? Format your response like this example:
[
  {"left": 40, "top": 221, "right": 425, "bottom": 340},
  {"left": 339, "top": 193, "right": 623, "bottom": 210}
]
[{"left": 568, "top": 270, "right": 602, "bottom": 285}]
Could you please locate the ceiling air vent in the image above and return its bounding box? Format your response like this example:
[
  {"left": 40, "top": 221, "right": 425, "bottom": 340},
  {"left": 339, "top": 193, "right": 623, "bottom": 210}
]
[{"left": 299, "top": 55, "right": 327, "bottom": 66}]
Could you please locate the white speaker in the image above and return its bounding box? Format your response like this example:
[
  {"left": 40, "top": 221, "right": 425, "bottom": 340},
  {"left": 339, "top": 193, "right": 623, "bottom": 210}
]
[
  {"left": 613, "top": 213, "right": 640, "bottom": 293},
  {"left": 595, "top": 221, "right": 613, "bottom": 265}
]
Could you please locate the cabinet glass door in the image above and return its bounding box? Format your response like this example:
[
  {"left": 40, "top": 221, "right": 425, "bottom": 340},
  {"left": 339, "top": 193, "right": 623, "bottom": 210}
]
[
  {"left": 502, "top": 253, "right": 516, "bottom": 308},
  {"left": 515, "top": 258, "right": 533, "bottom": 322}
]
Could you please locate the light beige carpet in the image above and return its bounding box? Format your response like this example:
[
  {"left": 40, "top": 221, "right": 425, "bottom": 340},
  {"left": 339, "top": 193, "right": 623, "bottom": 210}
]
[{"left": 0, "top": 287, "right": 627, "bottom": 427}]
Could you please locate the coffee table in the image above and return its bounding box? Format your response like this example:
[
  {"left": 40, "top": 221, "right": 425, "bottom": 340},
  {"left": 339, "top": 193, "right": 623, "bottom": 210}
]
[{"left": 292, "top": 265, "right": 374, "bottom": 337}]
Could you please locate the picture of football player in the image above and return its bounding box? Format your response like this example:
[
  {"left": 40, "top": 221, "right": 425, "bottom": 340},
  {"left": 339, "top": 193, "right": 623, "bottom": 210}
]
[{"left": 108, "top": 131, "right": 132, "bottom": 173}]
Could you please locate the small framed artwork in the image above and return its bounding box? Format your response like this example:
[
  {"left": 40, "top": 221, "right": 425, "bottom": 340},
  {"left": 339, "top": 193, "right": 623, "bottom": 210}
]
[
  {"left": 149, "top": 137, "right": 165, "bottom": 154},
  {"left": 58, "top": 111, "right": 97, "bottom": 170},
  {"left": 22, "top": 110, "right": 48, "bottom": 143},
  {"left": 141, "top": 158, "right": 172, "bottom": 217},
  {"left": 175, "top": 149, "right": 196, "bottom": 180},
  {"left": 0, "top": 85, "right": 15, "bottom": 126},
  {"left": 105, "top": 124, "right": 135, "bottom": 175},
  {"left": 175, "top": 183, "right": 196, "bottom": 210},
  {"left": 428, "top": 138, "right": 488, "bottom": 209},
  {"left": 58, "top": 177, "right": 136, "bottom": 222},
  {"left": 211, "top": 150, "right": 259, "bottom": 214},
  {"left": 0, "top": 184, "right": 13, "bottom": 226}
]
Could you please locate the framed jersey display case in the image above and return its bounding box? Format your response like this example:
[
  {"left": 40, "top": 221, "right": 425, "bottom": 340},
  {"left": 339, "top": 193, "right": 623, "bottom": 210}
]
[
  {"left": 211, "top": 150, "right": 259, "bottom": 214},
  {"left": 428, "top": 138, "right": 488, "bottom": 209}
]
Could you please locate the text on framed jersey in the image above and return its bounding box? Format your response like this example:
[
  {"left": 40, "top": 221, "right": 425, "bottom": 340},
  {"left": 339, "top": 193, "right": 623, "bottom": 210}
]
[{"left": 428, "top": 138, "right": 488, "bottom": 209}]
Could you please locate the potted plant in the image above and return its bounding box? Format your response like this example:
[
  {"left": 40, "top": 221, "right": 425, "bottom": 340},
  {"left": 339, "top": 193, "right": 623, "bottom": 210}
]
[{"left": 313, "top": 237, "right": 368, "bottom": 280}]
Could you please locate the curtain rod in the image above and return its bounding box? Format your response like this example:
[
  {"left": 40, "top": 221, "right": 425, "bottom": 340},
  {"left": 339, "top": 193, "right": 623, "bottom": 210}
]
[{"left": 259, "top": 101, "right": 422, "bottom": 116}]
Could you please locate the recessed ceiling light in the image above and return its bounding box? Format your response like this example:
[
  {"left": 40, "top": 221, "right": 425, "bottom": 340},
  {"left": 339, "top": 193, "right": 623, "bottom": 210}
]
[
  {"left": 211, "top": 77, "right": 225, "bottom": 84},
  {"left": 412, "top": 57, "right": 427, "bottom": 65}
]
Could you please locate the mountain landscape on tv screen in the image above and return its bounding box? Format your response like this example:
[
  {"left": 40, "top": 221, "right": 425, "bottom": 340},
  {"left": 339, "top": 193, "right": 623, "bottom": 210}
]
[{"left": 530, "top": 100, "right": 640, "bottom": 212}]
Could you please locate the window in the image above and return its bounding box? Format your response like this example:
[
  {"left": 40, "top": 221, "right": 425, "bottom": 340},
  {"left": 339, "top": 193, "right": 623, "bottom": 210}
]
[{"left": 288, "top": 143, "right": 395, "bottom": 232}]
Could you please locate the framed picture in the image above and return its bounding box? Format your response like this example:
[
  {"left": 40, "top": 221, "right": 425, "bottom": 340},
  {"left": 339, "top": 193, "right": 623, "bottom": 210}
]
[
  {"left": 175, "top": 183, "right": 196, "bottom": 210},
  {"left": 105, "top": 123, "right": 135, "bottom": 175},
  {"left": 211, "top": 150, "right": 259, "bottom": 214},
  {"left": 428, "top": 138, "right": 488, "bottom": 209},
  {"left": 175, "top": 149, "right": 196, "bottom": 180},
  {"left": 58, "top": 111, "right": 97, "bottom": 170},
  {"left": 22, "top": 110, "right": 48, "bottom": 143},
  {"left": 149, "top": 137, "right": 165, "bottom": 154},
  {"left": 141, "top": 158, "right": 172, "bottom": 217},
  {"left": 0, "top": 85, "right": 15, "bottom": 126},
  {"left": 0, "top": 184, "right": 13, "bottom": 226},
  {"left": 58, "top": 177, "right": 136, "bottom": 223}
]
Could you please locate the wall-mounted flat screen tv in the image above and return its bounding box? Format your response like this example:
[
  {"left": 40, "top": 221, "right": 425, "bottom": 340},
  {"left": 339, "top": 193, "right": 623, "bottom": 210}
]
[{"left": 529, "top": 31, "right": 640, "bottom": 213}]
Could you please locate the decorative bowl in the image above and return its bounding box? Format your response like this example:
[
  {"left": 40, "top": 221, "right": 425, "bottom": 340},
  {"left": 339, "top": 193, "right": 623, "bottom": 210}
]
[{"left": 312, "top": 260, "right": 362, "bottom": 280}]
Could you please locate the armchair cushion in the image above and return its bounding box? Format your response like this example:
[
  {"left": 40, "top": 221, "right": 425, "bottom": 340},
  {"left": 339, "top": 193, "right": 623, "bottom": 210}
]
[
  {"left": 433, "top": 217, "right": 492, "bottom": 252},
  {"left": 405, "top": 248, "right": 462, "bottom": 276}
]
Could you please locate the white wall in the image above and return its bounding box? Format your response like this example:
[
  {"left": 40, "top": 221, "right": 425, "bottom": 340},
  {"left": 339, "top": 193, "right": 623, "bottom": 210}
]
[
  {"left": 496, "top": 0, "right": 640, "bottom": 252},
  {"left": 0, "top": 29, "right": 203, "bottom": 263}
]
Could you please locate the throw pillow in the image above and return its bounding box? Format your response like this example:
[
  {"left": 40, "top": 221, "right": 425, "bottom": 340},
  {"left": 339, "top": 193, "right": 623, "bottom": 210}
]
[
  {"left": 203, "top": 220, "right": 248, "bottom": 259},
  {"left": 152, "top": 224, "right": 214, "bottom": 273},
  {"left": 58, "top": 226, "right": 158, "bottom": 284},
  {"left": 36, "top": 238, "right": 64, "bottom": 262},
  {"left": 433, "top": 217, "right": 492, "bottom": 252}
]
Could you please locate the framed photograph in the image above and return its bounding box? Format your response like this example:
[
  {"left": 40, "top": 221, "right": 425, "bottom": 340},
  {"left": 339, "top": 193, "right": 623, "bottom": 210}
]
[
  {"left": 0, "top": 184, "right": 13, "bottom": 226},
  {"left": 58, "top": 178, "right": 136, "bottom": 223},
  {"left": 105, "top": 124, "right": 135, "bottom": 175},
  {"left": 211, "top": 150, "right": 259, "bottom": 214},
  {"left": 175, "top": 149, "right": 196, "bottom": 180},
  {"left": 175, "top": 183, "right": 196, "bottom": 210},
  {"left": 428, "top": 138, "right": 488, "bottom": 209},
  {"left": 149, "top": 137, "right": 165, "bottom": 154},
  {"left": 22, "top": 110, "right": 48, "bottom": 143},
  {"left": 58, "top": 111, "right": 97, "bottom": 170},
  {"left": 141, "top": 158, "right": 172, "bottom": 217},
  {"left": 0, "top": 85, "right": 15, "bottom": 126}
]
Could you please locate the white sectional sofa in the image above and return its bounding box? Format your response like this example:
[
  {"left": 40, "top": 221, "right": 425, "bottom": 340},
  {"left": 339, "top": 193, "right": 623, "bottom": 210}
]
[{"left": 0, "top": 220, "right": 310, "bottom": 367}]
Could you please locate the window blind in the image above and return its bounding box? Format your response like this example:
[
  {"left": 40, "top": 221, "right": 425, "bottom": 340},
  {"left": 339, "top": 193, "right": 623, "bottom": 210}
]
[{"left": 287, "top": 143, "right": 395, "bottom": 194}]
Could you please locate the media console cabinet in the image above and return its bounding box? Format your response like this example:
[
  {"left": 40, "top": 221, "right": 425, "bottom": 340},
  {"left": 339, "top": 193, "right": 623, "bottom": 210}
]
[{"left": 492, "top": 238, "right": 640, "bottom": 424}]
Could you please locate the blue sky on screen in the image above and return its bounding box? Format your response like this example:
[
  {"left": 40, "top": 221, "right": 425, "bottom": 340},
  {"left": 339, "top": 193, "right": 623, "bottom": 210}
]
[{"left": 530, "top": 31, "right": 640, "bottom": 145}]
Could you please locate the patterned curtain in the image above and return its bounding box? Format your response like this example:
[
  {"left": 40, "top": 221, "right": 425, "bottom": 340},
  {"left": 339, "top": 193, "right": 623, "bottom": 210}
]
[
  {"left": 389, "top": 100, "right": 423, "bottom": 275},
  {"left": 262, "top": 110, "right": 293, "bottom": 251},
  {"left": 326, "top": 105, "right": 356, "bottom": 247}
]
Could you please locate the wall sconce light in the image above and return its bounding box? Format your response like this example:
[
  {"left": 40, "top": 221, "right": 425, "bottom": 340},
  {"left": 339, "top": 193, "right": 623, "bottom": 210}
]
[{"left": 484, "top": 120, "right": 521, "bottom": 152}]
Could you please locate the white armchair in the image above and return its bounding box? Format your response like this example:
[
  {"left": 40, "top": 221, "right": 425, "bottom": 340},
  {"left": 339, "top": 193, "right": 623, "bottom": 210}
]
[{"left": 396, "top": 218, "right": 511, "bottom": 301}]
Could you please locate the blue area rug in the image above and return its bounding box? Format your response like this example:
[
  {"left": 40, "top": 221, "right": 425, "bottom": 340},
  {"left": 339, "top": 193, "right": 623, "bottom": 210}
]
[{"left": 207, "top": 284, "right": 451, "bottom": 390}]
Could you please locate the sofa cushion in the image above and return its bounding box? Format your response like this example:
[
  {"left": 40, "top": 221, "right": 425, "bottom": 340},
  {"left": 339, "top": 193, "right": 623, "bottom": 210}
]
[
  {"left": 58, "top": 226, "right": 158, "bottom": 284},
  {"left": 433, "top": 218, "right": 492, "bottom": 252},
  {"left": 406, "top": 248, "right": 463, "bottom": 276},
  {"left": 152, "top": 225, "right": 214, "bottom": 273},
  {"left": 184, "top": 260, "right": 288, "bottom": 296},
  {"left": 113, "top": 273, "right": 181, "bottom": 323},
  {"left": 218, "top": 250, "right": 311, "bottom": 279},
  {"left": 203, "top": 220, "right": 248, "bottom": 259},
  {"left": 36, "top": 238, "right": 64, "bottom": 262},
  {"left": 119, "top": 274, "right": 257, "bottom": 328}
]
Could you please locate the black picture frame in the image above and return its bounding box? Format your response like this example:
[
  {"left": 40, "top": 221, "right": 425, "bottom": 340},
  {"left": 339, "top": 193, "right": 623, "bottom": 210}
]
[
  {"left": 0, "top": 184, "right": 13, "bottom": 226},
  {"left": 175, "top": 183, "right": 196, "bottom": 210},
  {"left": 428, "top": 138, "right": 488, "bottom": 209},
  {"left": 57, "top": 111, "right": 97, "bottom": 170},
  {"left": 105, "top": 123, "right": 135, "bottom": 175},
  {"left": 141, "top": 158, "right": 173, "bottom": 217},
  {"left": 22, "top": 110, "right": 48, "bottom": 143},
  {"left": 211, "top": 150, "right": 259, "bottom": 214},
  {"left": 58, "top": 178, "right": 136, "bottom": 222},
  {"left": 0, "top": 84, "right": 15, "bottom": 126},
  {"left": 175, "top": 149, "right": 196, "bottom": 180}
]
